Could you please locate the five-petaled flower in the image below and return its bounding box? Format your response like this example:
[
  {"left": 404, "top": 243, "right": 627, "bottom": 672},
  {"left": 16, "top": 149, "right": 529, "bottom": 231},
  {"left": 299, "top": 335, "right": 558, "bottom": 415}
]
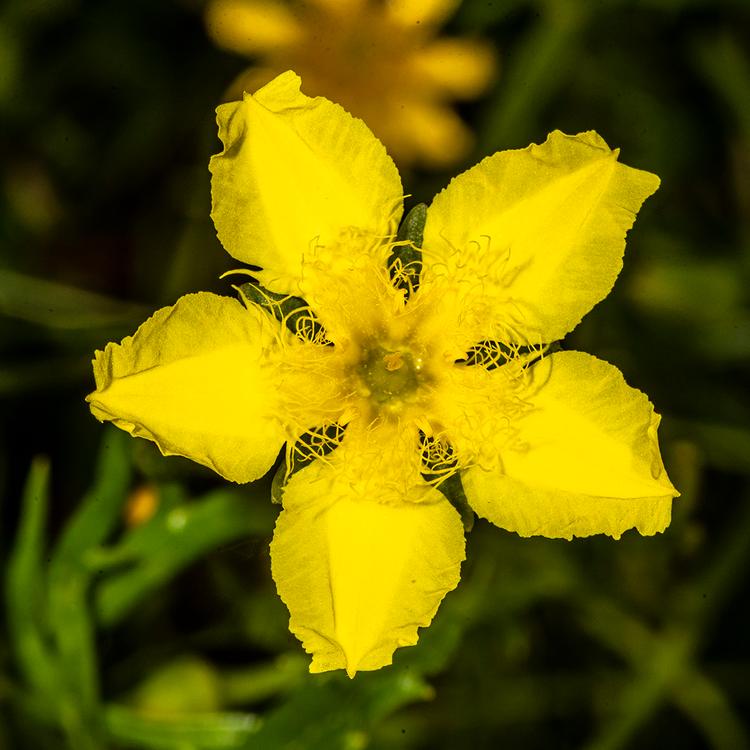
[
  {"left": 205, "top": 0, "right": 495, "bottom": 168},
  {"left": 87, "top": 71, "right": 678, "bottom": 677}
]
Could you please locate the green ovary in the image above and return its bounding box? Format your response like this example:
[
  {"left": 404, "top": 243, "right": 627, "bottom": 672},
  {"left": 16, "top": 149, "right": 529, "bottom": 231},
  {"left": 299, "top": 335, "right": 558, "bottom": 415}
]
[{"left": 357, "top": 344, "right": 426, "bottom": 413}]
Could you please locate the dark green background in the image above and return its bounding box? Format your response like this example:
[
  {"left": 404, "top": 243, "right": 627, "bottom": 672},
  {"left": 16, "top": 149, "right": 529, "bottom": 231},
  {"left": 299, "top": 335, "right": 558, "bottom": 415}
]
[{"left": 1, "top": 0, "right": 749, "bottom": 748}]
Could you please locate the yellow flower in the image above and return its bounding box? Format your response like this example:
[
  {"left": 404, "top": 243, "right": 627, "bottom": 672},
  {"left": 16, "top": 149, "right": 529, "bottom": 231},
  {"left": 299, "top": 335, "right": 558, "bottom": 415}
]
[
  {"left": 204, "top": 0, "right": 495, "bottom": 168},
  {"left": 87, "top": 72, "right": 678, "bottom": 677}
]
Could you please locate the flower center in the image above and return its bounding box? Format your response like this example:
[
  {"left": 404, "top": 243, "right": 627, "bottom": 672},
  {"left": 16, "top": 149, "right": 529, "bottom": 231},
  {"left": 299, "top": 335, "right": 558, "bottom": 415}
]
[{"left": 356, "top": 344, "right": 425, "bottom": 415}]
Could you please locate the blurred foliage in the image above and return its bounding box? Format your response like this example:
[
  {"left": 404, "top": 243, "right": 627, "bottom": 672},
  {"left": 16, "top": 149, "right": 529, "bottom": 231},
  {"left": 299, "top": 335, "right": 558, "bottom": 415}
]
[{"left": 1, "top": 0, "right": 749, "bottom": 748}]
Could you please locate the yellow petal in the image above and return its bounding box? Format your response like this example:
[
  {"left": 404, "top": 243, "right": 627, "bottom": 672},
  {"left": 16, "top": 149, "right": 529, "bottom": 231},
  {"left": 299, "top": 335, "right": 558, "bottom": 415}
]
[
  {"left": 421, "top": 131, "right": 660, "bottom": 344},
  {"left": 467, "top": 475, "right": 674, "bottom": 540},
  {"left": 209, "top": 71, "right": 403, "bottom": 295},
  {"left": 411, "top": 39, "right": 496, "bottom": 98},
  {"left": 461, "top": 351, "right": 678, "bottom": 539},
  {"left": 205, "top": 0, "right": 302, "bottom": 55},
  {"left": 88, "top": 292, "right": 299, "bottom": 484},
  {"left": 270, "top": 435, "right": 465, "bottom": 676},
  {"left": 387, "top": 0, "right": 460, "bottom": 27}
]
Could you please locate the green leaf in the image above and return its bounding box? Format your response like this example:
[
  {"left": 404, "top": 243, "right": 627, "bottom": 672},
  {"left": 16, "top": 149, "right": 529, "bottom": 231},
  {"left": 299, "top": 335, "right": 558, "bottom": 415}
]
[
  {"left": 129, "top": 657, "right": 222, "bottom": 715},
  {"left": 0, "top": 356, "right": 89, "bottom": 396},
  {"left": 218, "top": 654, "right": 308, "bottom": 707},
  {"left": 45, "top": 428, "right": 132, "bottom": 743},
  {"left": 477, "top": 2, "right": 587, "bottom": 152},
  {"left": 104, "top": 704, "right": 260, "bottom": 750},
  {"left": 95, "top": 484, "right": 276, "bottom": 627},
  {"left": 4, "top": 457, "right": 59, "bottom": 699},
  {"left": 692, "top": 31, "right": 750, "bottom": 139},
  {"left": 242, "top": 671, "right": 431, "bottom": 750},
  {"left": 0, "top": 267, "right": 149, "bottom": 333},
  {"left": 127, "top": 653, "right": 308, "bottom": 717},
  {"left": 51, "top": 427, "right": 132, "bottom": 564}
]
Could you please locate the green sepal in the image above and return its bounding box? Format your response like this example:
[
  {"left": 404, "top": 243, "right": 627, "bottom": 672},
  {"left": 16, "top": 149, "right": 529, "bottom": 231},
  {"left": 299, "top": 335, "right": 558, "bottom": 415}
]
[
  {"left": 435, "top": 472, "right": 475, "bottom": 532},
  {"left": 238, "top": 280, "right": 325, "bottom": 341},
  {"left": 270, "top": 461, "right": 286, "bottom": 505},
  {"left": 397, "top": 202, "right": 427, "bottom": 249},
  {"left": 419, "top": 432, "right": 474, "bottom": 531},
  {"left": 389, "top": 203, "right": 427, "bottom": 294},
  {"left": 271, "top": 423, "right": 346, "bottom": 504}
]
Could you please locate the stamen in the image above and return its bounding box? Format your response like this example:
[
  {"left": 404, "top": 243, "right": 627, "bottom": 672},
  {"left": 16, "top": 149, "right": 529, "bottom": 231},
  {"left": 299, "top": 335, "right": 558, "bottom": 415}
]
[
  {"left": 284, "top": 422, "right": 346, "bottom": 479},
  {"left": 419, "top": 432, "right": 460, "bottom": 486},
  {"left": 233, "top": 277, "right": 331, "bottom": 346},
  {"left": 387, "top": 250, "right": 420, "bottom": 298}
]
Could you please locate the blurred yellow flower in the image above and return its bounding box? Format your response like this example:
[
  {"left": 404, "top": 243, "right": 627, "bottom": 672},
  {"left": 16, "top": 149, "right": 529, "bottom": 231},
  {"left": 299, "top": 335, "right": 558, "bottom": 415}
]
[
  {"left": 87, "top": 72, "right": 678, "bottom": 677},
  {"left": 205, "top": 0, "right": 496, "bottom": 168}
]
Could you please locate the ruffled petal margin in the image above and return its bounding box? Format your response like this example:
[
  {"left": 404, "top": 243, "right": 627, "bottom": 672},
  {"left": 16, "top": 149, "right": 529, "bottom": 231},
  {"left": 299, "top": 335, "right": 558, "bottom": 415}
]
[
  {"left": 421, "top": 131, "right": 660, "bottom": 345},
  {"left": 210, "top": 71, "right": 403, "bottom": 294},
  {"left": 270, "top": 421, "right": 465, "bottom": 676},
  {"left": 458, "top": 351, "right": 678, "bottom": 539},
  {"left": 87, "top": 292, "right": 288, "bottom": 484}
]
